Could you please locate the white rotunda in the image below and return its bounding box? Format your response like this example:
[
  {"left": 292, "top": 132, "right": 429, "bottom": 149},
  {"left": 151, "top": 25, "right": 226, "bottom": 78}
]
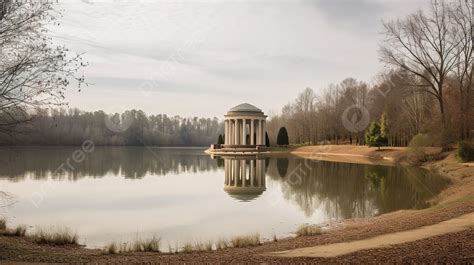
[{"left": 207, "top": 103, "right": 267, "bottom": 155}]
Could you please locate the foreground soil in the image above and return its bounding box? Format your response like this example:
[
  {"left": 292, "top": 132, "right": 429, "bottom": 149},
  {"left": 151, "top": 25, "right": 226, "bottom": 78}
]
[
  {"left": 1, "top": 145, "right": 473, "bottom": 264},
  {"left": 269, "top": 212, "right": 474, "bottom": 258}
]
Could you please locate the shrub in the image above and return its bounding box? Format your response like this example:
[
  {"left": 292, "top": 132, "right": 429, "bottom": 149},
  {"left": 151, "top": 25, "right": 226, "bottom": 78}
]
[
  {"left": 456, "top": 141, "right": 474, "bottom": 162},
  {"left": 408, "top": 133, "right": 439, "bottom": 149},
  {"left": 407, "top": 134, "right": 441, "bottom": 165},
  {"left": 295, "top": 224, "right": 322, "bottom": 237}
]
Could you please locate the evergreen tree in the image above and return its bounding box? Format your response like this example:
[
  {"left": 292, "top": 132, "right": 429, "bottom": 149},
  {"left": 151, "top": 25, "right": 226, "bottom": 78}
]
[
  {"left": 365, "top": 121, "right": 386, "bottom": 150},
  {"left": 380, "top": 112, "right": 389, "bottom": 146},
  {"left": 217, "top": 134, "right": 224, "bottom": 145},
  {"left": 276, "top": 127, "right": 289, "bottom": 146},
  {"left": 265, "top": 132, "right": 270, "bottom": 147}
]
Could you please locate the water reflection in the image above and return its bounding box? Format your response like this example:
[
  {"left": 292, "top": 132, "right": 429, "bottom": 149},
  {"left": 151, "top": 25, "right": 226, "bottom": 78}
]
[
  {"left": 223, "top": 157, "right": 266, "bottom": 202},
  {"left": 265, "top": 158, "right": 450, "bottom": 218},
  {"left": 0, "top": 147, "right": 450, "bottom": 221},
  {"left": 0, "top": 147, "right": 217, "bottom": 180}
]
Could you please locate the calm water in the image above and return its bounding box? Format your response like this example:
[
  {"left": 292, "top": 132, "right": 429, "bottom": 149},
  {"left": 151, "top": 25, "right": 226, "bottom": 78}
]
[{"left": 0, "top": 147, "right": 449, "bottom": 250}]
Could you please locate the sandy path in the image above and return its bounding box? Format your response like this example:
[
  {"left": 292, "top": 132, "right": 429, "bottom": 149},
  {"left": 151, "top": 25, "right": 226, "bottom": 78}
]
[{"left": 267, "top": 212, "right": 474, "bottom": 258}]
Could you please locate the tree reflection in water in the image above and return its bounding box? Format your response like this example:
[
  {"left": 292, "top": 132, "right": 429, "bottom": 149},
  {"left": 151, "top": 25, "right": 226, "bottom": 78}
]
[
  {"left": 0, "top": 147, "right": 218, "bottom": 180},
  {"left": 266, "top": 158, "right": 450, "bottom": 219},
  {"left": 0, "top": 147, "right": 450, "bottom": 220}
]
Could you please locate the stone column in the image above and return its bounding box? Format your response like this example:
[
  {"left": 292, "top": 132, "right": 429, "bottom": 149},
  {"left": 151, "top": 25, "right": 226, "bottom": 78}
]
[
  {"left": 241, "top": 160, "right": 246, "bottom": 187},
  {"left": 250, "top": 119, "right": 254, "bottom": 145},
  {"left": 225, "top": 159, "right": 229, "bottom": 184},
  {"left": 242, "top": 119, "right": 247, "bottom": 145},
  {"left": 250, "top": 159, "right": 254, "bottom": 187},
  {"left": 255, "top": 120, "right": 259, "bottom": 145},
  {"left": 234, "top": 119, "right": 239, "bottom": 145},
  {"left": 229, "top": 120, "right": 233, "bottom": 145},
  {"left": 239, "top": 119, "right": 242, "bottom": 145},
  {"left": 238, "top": 119, "right": 241, "bottom": 145},
  {"left": 257, "top": 160, "right": 262, "bottom": 186},
  {"left": 233, "top": 160, "right": 238, "bottom": 186},
  {"left": 257, "top": 120, "right": 262, "bottom": 145},
  {"left": 224, "top": 120, "right": 228, "bottom": 145}
]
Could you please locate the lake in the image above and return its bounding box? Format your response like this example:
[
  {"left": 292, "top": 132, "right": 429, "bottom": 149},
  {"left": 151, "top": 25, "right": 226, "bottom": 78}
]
[{"left": 0, "top": 147, "right": 449, "bottom": 250}]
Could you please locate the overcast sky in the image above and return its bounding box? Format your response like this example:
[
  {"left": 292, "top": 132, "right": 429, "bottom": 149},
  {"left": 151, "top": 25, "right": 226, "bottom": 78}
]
[{"left": 53, "top": 0, "right": 428, "bottom": 117}]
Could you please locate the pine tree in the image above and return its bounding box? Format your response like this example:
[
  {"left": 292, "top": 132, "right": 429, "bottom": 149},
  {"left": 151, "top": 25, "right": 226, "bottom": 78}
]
[
  {"left": 265, "top": 132, "right": 270, "bottom": 147},
  {"left": 365, "top": 121, "right": 385, "bottom": 150},
  {"left": 276, "top": 127, "right": 289, "bottom": 146}
]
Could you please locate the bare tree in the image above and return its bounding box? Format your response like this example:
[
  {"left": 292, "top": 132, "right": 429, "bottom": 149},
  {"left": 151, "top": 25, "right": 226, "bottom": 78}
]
[
  {"left": 380, "top": 0, "right": 461, "bottom": 145},
  {"left": 294, "top": 87, "right": 317, "bottom": 144},
  {"left": 450, "top": 0, "right": 473, "bottom": 139},
  {"left": 0, "top": 1, "right": 86, "bottom": 135}
]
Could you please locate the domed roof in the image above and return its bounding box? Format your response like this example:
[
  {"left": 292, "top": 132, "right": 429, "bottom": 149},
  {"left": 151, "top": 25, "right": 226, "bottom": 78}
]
[
  {"left": 229, "top": 103, "right": 262, "bottom": 113},
  {"left": 224, "top": 186, "right": 265, "bottom": 202}
]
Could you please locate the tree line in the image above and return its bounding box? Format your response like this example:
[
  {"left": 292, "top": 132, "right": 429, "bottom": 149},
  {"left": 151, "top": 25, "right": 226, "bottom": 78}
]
[
  {"left": 0, "top": 108, "right": 223, "bottom": 146},
  {"left": 267, "top": 0, "right": 473, "bottom": 148}
]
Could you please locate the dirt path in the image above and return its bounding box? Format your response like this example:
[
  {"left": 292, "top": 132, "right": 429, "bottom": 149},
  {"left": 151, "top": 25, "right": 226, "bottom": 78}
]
[{"left": 267, "top": 212, "right": 474, "bottom": 258}]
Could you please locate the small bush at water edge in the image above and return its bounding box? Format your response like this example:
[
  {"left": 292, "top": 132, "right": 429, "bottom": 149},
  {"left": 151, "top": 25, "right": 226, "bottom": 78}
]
[{"left": 456, "top": 141, "right": 474, "bottom": 162}]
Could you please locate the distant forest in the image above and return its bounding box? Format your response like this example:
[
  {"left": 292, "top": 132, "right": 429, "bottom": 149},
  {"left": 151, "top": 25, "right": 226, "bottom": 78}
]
[{"left": 0, "top": 108, "right": 223, "bottom": 146}]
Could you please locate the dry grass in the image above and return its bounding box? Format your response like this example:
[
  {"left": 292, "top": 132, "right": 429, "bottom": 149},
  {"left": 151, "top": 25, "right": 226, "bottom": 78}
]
[
  {"left": 134, "top": 236, "right": 161, "bottom": 252},
  {"left": 2, "top": 225, "right": 27, "bottom": 237},
  {"left": 106, "top": 232, "right": 264, "bottom": 255},
  {"left": 176, "top": 240, "right": 213, "bottom": 253},
  {"left": 105, "top": 242, "right": 120, "bottom": 254},
  {"left": 216, "top": 238, "right": 230, "bottom": 250},
  {"left": 31, "top": 227, "right": 79, "bottom": 245},
  {"left": 105, "top": 236, "right": 161, "bottom": 254},
  {"left": 193, "top": 240, "right": 213, "bottom": 252},
  {"left": 0, "top": 218, "right": 27, "bottom": 237},
  {"left": 181, "top": 242, "right": 194, "bottom": 253},
  {"left": 230, "top": 233, "right": 260, "bottom": 248},
  {"left": 295, "top": 224, "right": 322, "bottom": 237}
]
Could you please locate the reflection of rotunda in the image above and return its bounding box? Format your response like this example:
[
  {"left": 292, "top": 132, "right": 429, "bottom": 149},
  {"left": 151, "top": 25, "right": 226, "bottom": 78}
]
[{"left": 224, "top": 158, "right": 266, "bottom": 202}]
